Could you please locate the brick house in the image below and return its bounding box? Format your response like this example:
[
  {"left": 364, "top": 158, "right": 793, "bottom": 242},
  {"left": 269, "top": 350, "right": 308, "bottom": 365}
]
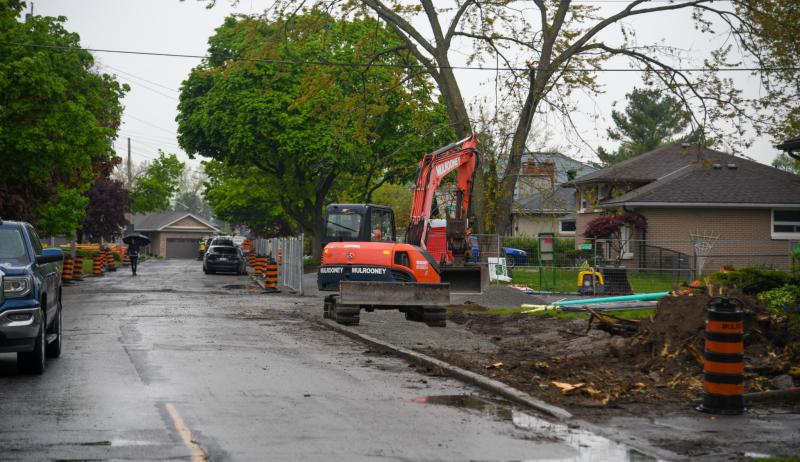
[
  {"left": 565, "top": 143, "right": 800, "bottom": 272},
  {"left": 511, "top": 152, "right": 596, "bottom": 237}
]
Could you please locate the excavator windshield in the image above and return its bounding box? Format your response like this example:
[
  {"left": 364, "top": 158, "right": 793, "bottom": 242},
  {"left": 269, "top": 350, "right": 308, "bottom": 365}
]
[{"left": 325, "top": 210, "right": 362, "bottom": 241}]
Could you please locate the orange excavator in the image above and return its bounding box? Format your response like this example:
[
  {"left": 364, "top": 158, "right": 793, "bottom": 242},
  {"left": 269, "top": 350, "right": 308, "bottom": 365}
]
[{"left": 318, "top": 135, "right": 486, "bottom": 327}]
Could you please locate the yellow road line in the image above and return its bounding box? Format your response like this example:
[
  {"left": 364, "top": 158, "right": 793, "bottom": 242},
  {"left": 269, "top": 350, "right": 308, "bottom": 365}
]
[{"left": 165, "top": 403, "right": 207, "bottom": 462}]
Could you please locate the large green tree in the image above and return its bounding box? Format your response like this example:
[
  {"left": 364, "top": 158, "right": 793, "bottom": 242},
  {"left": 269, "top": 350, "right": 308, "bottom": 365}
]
[
  {"left": 130, "top": 152, "right": 185, "bottom": 213},
  {"left": 736, "top": 0, "right": 800, "bottom": 142},
  {"left": 177, "top": 10, "right": 449, "bottom": 256},
  {"left": 597, "top": 88, "right": 690, "bottom": 166},
  {"left": 203, "top": 161, "right": 293, "bottom": 237},
  {"left": 0, "top": 0, "right": 127, "bottom": 236},
  {"left": 253, "top": 0, "right": 795, "bottom": 235}
]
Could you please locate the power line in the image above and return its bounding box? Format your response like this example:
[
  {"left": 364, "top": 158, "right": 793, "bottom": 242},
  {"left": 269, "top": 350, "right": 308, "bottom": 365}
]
[
  {"left": 99, "top": 63, "right": 179, "bottom": 93},
  {"left": 6, "top": 41, "right": 798, "bottom": 73}
]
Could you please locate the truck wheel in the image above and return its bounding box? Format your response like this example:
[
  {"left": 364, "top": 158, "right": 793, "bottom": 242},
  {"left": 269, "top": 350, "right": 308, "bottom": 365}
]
[
  {"left": 334, "top": 304, "right": 360, "bottom": 326},
  {"left": 46, "top": 299, "right": 62, "bottom": 358},
  {"left": 405, "top": 307, "right": 425, "bottom": 322},
  {"left": 18, "top": 312, "right": 46, "bottom": 374},
  {"left": 323, "top": 295, "right": 335, "bottom": 319},
  {"left": 423, "top": 307, "right": 447, "bottom": 327}
]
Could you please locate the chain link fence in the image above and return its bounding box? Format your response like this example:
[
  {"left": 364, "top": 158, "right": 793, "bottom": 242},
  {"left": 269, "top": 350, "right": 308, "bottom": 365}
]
[
  {"left": 251, "top": 234, "right": 304, "bottom": 295},
  {"left": 497, "top": 237, "right": 800, "bottom": 294}
]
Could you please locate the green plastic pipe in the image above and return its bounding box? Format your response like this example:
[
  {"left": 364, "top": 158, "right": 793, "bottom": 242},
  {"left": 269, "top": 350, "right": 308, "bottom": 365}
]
[{"left": 552, "top": 291, "right": 670, "bottom": 306}]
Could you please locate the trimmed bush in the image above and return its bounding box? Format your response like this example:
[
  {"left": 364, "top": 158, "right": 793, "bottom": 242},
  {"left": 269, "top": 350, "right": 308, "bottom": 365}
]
[{"left": 709, "top": 267, "right": 794, "bottom": 295}]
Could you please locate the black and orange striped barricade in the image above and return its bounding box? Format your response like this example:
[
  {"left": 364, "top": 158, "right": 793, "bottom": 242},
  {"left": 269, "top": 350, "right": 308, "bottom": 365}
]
[
  {"left": 62, "top": 257, "right": 74, "bottom": 285},
  {"left": 122, "top": 252, "right": 131, "bottom": 267},
  {"left": 277, "top": 246, "right": 283, "bottom": 265},
  {"left": 698, "top": 297, "right": 744, "bottom": 415},
  {"left": 248, "top": 252, "right": 256, "bottom": 268},
  {"left": 243, "top": 239, "right": 252, "bottom": 253},
  {"left": 72, "top": 255, "right": 84, "bottom": 281},
  {"left": 92, "top": 254, "right": 104, "bottom": 276},
  {"left": 106, "top": 249, "right": 117, "bottom": 272},
  {"left": 254, "top": 256, "right": 267, "bottom": 279},
  {"left": 263, "top": 257, "right": 279, "bottom": 292}
]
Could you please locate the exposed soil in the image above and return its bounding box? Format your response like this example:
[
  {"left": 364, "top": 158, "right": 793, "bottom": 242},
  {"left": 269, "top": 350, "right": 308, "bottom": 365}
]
[{"left": 424, "top": 294, "right": 800, "bottom": 419}]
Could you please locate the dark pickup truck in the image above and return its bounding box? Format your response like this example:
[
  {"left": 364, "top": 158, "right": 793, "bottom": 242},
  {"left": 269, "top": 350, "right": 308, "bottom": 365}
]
[{"left": 0, "top": 219, "right": 64, "bottom": 374}]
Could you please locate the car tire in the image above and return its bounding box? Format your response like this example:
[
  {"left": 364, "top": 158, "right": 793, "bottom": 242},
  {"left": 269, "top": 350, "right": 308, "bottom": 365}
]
[
  {"left": 18, "top": 311, "right": 46, "bottom": 374},
  {"left": 505, "top": 255, "right": 516, "bottom": 269},
  {"left": 46, "top": 298, "right": 62, "bottom": 358}
]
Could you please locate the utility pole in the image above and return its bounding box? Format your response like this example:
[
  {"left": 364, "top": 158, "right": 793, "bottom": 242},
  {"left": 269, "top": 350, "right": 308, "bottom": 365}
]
[
  {"left": 25, "top": 3, "right": 33, "bottom": 22},
  {"left": 127, "top": 137, "right": 132, "bottom": 188}
]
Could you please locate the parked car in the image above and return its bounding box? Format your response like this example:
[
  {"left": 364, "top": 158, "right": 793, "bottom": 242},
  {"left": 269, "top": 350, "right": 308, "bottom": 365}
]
[
  {"left": 209, "top": 236, "right": 234, "bottom": 247},
  {"left": 468, "top": 236, "right": 528, "bottom": 267},
  {"left": 203, "top": 245, "right": 246, "bottom": 275},
  {"left": 0, "top": 219, "right": 64, "bottom": 374},
  {"left": 502, "top": 247, "right": 528, "bottom": 268}
]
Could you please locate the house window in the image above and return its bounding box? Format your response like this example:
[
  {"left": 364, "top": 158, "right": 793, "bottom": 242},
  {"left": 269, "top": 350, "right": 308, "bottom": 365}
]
[
  {"left": 772, "top": 210, "right": 800, "bottom": 238},
  {"left": 559, "top": 219, "right": 576, "bottom": 235}
]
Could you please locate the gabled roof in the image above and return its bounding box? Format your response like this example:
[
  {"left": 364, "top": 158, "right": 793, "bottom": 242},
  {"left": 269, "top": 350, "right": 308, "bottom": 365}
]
[
  {"left": 515, "top": 187, "right": 576, "bottom": 213},
  {"left": 520, "top": 151, "right": 597, "bottom": 184},
  {"left": 132, "top": 212, "right": 220, "bottom": 232},
  {"left": 568, "top": 143, "right": 729, "bottom": 185},
  {"left": 581, "top": 143, "right": 800, "bottom": 208}
]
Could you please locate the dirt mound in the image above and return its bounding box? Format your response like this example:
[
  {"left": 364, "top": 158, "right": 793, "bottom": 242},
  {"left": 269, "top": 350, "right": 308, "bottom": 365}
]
[{"left": 432, "top": 294, "right": 799, "bottom": 415}]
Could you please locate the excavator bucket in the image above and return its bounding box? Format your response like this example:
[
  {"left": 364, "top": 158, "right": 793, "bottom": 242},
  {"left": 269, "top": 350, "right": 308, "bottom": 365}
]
[{"left": 440, "top": 265, "right": 487, "bottom": 294}]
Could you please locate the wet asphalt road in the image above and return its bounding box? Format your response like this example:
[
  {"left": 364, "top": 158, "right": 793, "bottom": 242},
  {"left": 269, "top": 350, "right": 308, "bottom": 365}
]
[{"left": 0, "top": 259, "right": 651, "bottom": 461}]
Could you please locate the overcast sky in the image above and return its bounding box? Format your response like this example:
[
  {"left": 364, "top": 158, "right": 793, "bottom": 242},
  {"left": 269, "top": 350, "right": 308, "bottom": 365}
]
[{"left": 32, "top": 0, "right": 782, "bottom": 171}]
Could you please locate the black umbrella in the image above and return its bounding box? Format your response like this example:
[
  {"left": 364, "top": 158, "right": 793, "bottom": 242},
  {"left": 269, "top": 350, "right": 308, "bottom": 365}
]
[{"left": 123, "top": 233, "right": 151, "bottom": 245}]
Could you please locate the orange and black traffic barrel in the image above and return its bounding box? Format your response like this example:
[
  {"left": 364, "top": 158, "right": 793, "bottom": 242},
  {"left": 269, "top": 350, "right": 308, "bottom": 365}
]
[
  {"left": 264, "top": 256, "right": 278, "bottom": 292},
  {"left": 698, "top": 297, "right": 744, "bottom": 415},
  {"left": 106, "top": 249, "right": 117, "bottom": 271},
  {"left": 62, "top": 257, "right": 74, "bottom": 284},
  {"left": 72, "top": 255, "right": 84, "bottom": 281},
  {"left": 92, "top": 254, "right": 104, "bottom": 276}
]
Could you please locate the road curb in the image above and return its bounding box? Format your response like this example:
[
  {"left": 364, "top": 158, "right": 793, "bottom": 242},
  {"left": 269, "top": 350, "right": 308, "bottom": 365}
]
[{"left": 305, "top": 314, "right": 573, "bottom": 421}]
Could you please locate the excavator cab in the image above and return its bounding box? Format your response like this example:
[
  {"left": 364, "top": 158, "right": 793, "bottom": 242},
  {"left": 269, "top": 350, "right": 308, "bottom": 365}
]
[{"left": 322, "top": 204, "right": 396, "bottom": 248}]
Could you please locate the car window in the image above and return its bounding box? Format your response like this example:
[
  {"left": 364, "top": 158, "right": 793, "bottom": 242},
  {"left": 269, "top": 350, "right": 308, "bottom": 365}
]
[
  {"left": 0, "top": 227, "right": 31, "bottom": 264},
  {"left": 211, "top": 246, "right": 238, "bottom": 255},
  {"left": 212, "top": 239, "right": 234, "bottom": 247},
  {"left": 27, "top": 225, "right": 44, "bottom": 254}
]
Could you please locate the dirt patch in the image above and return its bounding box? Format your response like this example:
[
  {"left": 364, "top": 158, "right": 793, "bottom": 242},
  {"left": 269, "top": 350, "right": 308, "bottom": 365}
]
[{"left": 423, "top": 294, "right": 800, "bottom": 418}]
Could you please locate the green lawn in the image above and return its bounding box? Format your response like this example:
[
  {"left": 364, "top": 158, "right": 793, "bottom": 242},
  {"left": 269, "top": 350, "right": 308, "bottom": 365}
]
[{"left": 509, "top": 267, "right": 678, "bottom": 294}]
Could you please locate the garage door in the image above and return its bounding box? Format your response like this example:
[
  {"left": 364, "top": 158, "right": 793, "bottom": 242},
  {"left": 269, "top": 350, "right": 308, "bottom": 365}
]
[{"left": 166, "top": 238, "right": 198, "bottom": 259}]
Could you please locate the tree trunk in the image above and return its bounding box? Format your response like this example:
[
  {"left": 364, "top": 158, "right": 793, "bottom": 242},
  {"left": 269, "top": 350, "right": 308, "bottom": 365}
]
[
  {"left": 438, "top": 66, "right": 472, "bottom": 138},
  {"left": 310, "top": 206, "right": 324, "bottom": 262}
]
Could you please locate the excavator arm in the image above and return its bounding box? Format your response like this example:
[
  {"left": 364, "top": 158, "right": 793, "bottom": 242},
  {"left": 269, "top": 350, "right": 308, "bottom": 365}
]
[{"left": 406, "top": 135, "right": 479, "bottom": 258}]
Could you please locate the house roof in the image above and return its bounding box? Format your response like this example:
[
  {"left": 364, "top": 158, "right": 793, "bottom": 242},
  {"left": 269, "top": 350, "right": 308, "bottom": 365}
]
[
  {"left": 515, "top": 187, "right": 576, "bottom": 213},
  {"left": 581, "top": 143, "right": 800, "bottom": 208},
  {"left": 520, "top": 151, "right": 597, "bottom": 184},
  {"left": 567, "top": 143, "right": 727, "bottom": 185},
  {"left": 132, "top": 212, "right": 220, "bottom": 232}
]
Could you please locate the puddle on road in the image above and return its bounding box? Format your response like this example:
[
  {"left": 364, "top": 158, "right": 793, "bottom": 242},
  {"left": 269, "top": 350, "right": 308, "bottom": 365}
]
[
  {"left": 414, "top": 394, "right": 512, "bottom": 420},
  {"left": 414, "top": 395, "right": 660, "bottom": 461}
]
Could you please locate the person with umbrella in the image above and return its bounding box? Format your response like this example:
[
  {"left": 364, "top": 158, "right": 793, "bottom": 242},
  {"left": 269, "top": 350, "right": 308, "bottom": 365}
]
[{"left": 123, "top": 233, "right": 150, "bottom": 276}]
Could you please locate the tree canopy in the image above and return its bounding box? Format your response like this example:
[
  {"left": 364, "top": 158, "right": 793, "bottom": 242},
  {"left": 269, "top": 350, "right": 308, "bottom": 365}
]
[
  {"left": 597, "top": 88, "right": 690, "bottom": 166},
  {"left": 0, "top": 0, "right": 127, "bottom": 236},
  {"left": 253, "top": 0, "right": 799, "bottom": 235},
  {"left": 202, "top": 160, "right": 293, "bottom": 237},
  {"left": 130, "top": 152, "right": 185, "bottom": 213},
  {"left": 178, "top": 10, "right": 451, "bottom": 255}
]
